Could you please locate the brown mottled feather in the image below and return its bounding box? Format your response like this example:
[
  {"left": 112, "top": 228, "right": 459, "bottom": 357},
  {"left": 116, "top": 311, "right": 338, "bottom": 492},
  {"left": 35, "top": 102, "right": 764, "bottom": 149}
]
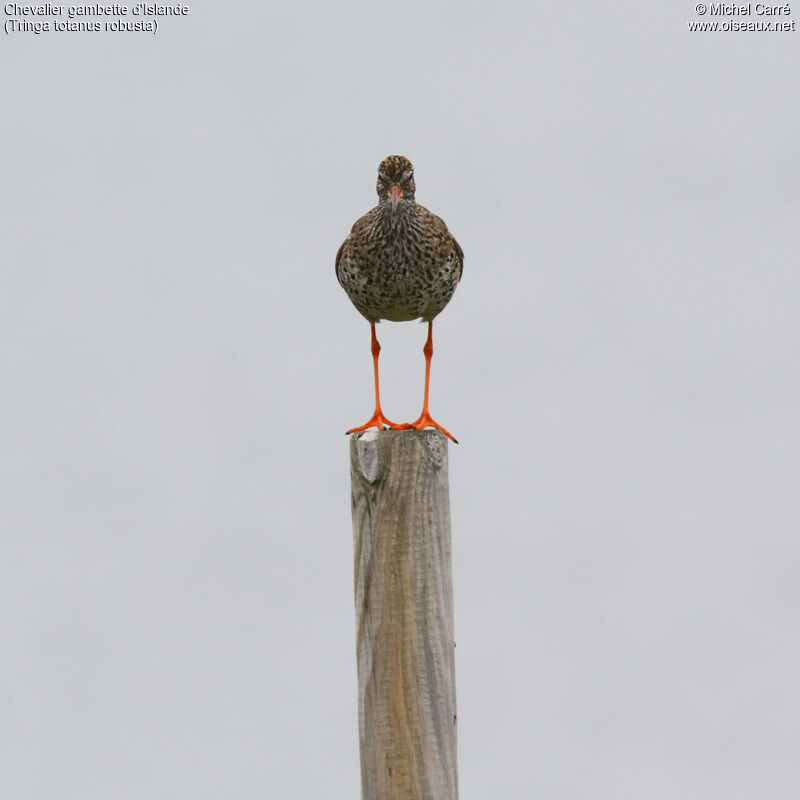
[{"left": 336, "top": 156, "right": 463, "bottom": 323}]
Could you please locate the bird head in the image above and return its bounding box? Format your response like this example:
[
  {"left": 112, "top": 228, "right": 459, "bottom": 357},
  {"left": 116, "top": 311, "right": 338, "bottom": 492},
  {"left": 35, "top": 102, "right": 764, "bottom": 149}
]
[{"left": 376, "top": 155, "right": 416, "bottom": 212}]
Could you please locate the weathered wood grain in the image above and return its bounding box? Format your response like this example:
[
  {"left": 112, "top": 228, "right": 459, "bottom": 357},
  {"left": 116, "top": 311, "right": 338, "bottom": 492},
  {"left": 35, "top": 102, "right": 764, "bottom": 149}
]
[{"left": 349, "top": 430, "right": 458, "bottom": 800}]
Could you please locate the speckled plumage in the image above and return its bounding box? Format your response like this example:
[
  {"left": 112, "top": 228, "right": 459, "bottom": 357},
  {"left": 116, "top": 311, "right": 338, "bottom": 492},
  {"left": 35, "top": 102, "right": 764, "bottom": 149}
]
[{"left": 336, "top": 156, "right": 463, "bottom": 323}]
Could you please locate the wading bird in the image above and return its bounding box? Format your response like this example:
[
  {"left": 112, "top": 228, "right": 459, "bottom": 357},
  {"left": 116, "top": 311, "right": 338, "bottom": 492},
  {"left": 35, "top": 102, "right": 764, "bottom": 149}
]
[{"left": 336, "top": 156, "right": 463, "bottom": 442}]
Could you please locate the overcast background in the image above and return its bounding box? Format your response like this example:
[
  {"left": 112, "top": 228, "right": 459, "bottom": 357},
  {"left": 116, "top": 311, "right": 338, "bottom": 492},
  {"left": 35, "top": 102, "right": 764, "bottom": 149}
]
[{"left": 3, "top": 2, "right": 799, "bottom": 798}]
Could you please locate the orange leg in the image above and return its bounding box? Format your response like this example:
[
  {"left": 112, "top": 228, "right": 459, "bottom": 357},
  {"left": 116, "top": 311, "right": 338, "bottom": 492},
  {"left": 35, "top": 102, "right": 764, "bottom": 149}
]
[
  {"left": 347, "top": 322, "right": 410, "bottom": 434},
  {"left": 408, "top": 321, "right": 458, "bottom": 443}
]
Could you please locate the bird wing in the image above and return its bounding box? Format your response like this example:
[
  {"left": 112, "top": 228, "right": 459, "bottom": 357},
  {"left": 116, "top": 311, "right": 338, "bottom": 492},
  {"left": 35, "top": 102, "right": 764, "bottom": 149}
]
[
  {"left": 452, "top": 234, "right": 464, "bottom": 280},
  {"left": 336, "top": 212, "right": 374, "bottom": 287},
  {"left": 427, "top": 209, "right": 464, "bottom": 281},
  {"left": 335, "top": 239, "right": 346, "bottom": 287}
]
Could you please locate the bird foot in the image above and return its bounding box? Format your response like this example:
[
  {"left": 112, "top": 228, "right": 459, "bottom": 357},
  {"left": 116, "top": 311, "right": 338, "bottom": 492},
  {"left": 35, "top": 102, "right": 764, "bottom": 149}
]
[
  {"left": 346, "top": 411, "right": 411, "bottom": 435},
  {"left": 408, "top": 413, "right": 458, "bottom": 444}
]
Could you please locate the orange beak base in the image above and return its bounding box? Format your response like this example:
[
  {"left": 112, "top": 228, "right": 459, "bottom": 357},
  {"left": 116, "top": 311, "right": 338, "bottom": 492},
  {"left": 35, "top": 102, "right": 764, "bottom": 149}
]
[{"left": 389, "top": 185, "right": 402, "bottom": 212}]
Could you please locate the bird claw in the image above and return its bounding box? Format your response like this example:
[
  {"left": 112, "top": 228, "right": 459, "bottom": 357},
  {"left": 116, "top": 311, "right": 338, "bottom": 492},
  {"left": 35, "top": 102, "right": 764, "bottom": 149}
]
[
  {"left": 346, "top": 411, "right": 410, "bottom": 435},
  {"left": 407, "top": 413, "right": 458, "bottom": 443}
]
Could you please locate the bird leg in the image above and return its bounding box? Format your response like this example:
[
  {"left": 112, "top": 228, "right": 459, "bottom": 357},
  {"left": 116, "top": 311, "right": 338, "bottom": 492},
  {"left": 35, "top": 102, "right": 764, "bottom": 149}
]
[
  {"left": 347, "top": 322, "right": 410, "bottom": 434},
  {"left": 408, "top": 321, "right": 458, "bottom": 443}
]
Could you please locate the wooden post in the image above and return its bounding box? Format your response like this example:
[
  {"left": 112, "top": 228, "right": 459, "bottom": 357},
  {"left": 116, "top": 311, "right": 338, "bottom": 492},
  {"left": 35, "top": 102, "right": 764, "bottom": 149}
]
[{"left": 349, "top": 430, "right": 458, "bottom": 800}]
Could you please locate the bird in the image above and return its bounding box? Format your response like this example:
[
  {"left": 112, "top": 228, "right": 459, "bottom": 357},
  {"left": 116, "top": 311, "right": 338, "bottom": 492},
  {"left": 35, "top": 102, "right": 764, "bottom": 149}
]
[{"left": 336, "top": 155, "right": 463, "bottom": 442}]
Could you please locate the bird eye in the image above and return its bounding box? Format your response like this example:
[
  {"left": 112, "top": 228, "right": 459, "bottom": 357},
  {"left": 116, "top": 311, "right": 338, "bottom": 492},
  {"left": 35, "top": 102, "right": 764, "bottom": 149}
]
[{"left": 378, "top": 172, "right": 389, "bottom": 182}]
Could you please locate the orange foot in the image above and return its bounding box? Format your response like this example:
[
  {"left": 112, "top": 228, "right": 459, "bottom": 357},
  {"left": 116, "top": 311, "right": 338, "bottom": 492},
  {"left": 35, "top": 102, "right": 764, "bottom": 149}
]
[
  {"left": 346, "top": 411, "right": 411, "bottom": 435},
  {"left": 408, "top": 412, "right": 458, "bottom": 444}
]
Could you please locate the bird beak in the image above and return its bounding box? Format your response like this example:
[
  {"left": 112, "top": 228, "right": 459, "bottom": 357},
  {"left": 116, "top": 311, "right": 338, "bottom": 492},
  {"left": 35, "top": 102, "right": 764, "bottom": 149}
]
[{"left": 389, "top": 185, "right": 402, "bottom": 212}]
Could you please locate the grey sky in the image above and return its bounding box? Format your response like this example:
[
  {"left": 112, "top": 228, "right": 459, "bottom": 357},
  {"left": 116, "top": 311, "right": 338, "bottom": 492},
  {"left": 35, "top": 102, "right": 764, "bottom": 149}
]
[{"left": 3, "top": 1, "right": 799, "bottom": 797}]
